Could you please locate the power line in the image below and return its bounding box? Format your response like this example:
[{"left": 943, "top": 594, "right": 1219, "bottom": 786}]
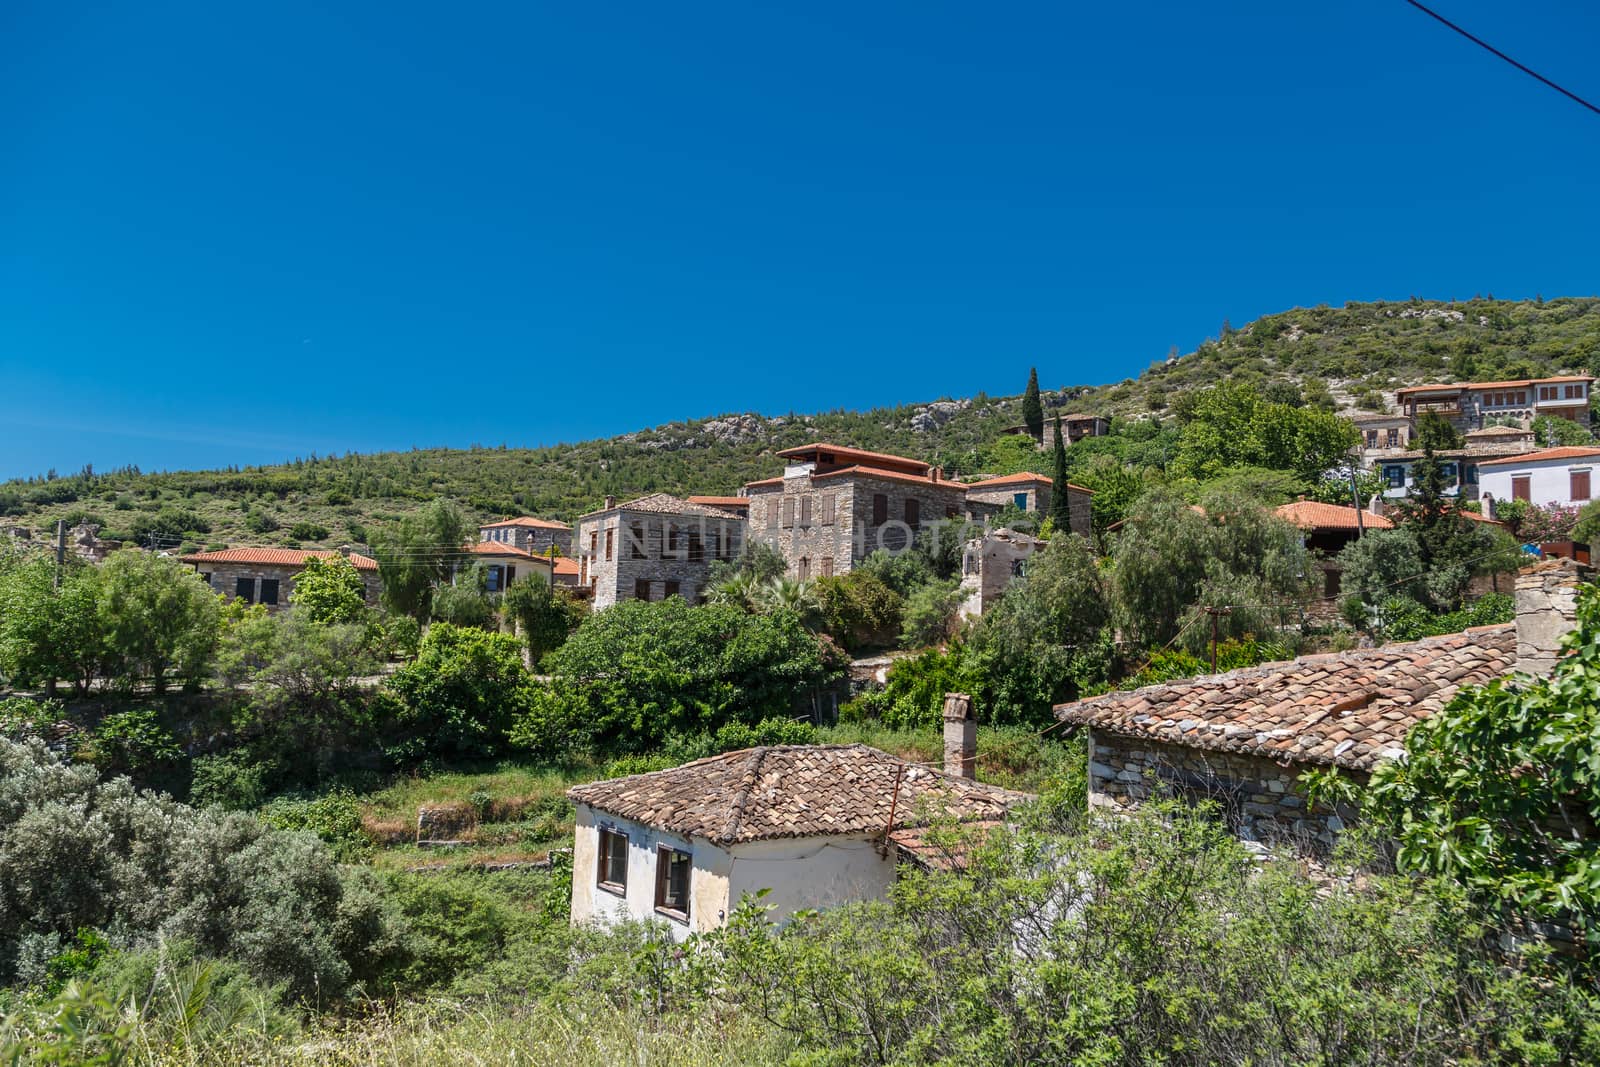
[{"left": 1403, "top": 0, "right": 1600, "bottom": 118}]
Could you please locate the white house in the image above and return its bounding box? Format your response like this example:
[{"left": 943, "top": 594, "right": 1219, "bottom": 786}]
[
  {"left": 566, "top": 740, "right": 1025, "bottom": 940},
  {"left": 1479, "top": 446, "right": 1600, "bottom": 512},
  {"left": 462, "top": 540, "right": 553, "bottom": 593}
]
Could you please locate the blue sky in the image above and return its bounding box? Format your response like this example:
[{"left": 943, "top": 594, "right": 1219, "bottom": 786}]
[{"left": 3, "top": 1, "right": 1598, "bottom": 479}]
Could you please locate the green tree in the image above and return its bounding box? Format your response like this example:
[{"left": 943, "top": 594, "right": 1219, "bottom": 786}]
[
  {"left": 815, "top": 570, "right": 904, "bottom": 651},
  {"left": 0, "top": 559, "right": 102, "bottom": 696},
  {"left": 501, "top": 575, "right": 585, "bottom": 666},
  {"left": 373, "top": 499, "right": 467, "bottom": 620},
  {"left": 1049, "top": 415, "right": 1073, "bottom": 532},
  {"left": 1021, "top": 367, "right": 1044, "bottom": 441},
  {"left": 514, "top": 599, "right": 837, "bottom": 756},
  {"left": 899, "top": 579, "right": 963, "bottom": 649},
  {"left": 381, "top": 623, "right": 534, "bottom": 764},
  {"left": 289, "top": 554, "right": 369, "bottom": 625},
  {"left": 1532, "top": 414, "right": 1593, "bottom": 448},
  {"left": 96, "top": 550, "right": 219, "bottom": 694}
]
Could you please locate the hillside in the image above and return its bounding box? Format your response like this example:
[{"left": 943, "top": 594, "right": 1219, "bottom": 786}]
[{"left": 4, "top": 296, "right": 1597, "bottom": 552}]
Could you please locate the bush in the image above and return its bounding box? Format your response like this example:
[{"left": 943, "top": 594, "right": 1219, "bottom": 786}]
[
  {"left": 381, "top": 624, "right": 534, "bottom": 765},
  {"left": 257, "top": 790, "right": 371, "bottom": 862},
  {"left": 899, "top": 579, "right": 964, "bottom": 648},
  {"left": 83, "top": 707, "right": 184, "bottom": 787},
  {"left": 245, "top": 510, "right": 279, "bottom": 534},
  {"left": 189, "top": 752, "right": 273, "bottom": 811},
  {"left": 289, "top": 520, "right": 329, "bottom": 542},
  {"left": 814, "top": 571, "right": 903, "bottom": 652}
]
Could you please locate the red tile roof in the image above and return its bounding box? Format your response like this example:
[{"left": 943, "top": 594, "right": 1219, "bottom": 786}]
[
  {"left": 1396, "top": 375, "right": 1594, "bottom": 397},
  {"left": 1055, "top": 625, "right": 1515, "bottom": 771},
  {"left": 552, "top": 556, "right": 580, "bottom": 576},
  {"left": 743, "top": 477, "right": 785, "bottom": 489},
  {"left": 1274, "top": 500, "right": 1394, "bottom": 531},
  {"left": 467, "top": 540, "right": 549, "bottom": 562},
  {"left": 964, "top": 471, "right": 1093, "bottom": 493},
  {"left": 1478, "top": 446, "right": 1600, "bottom": 468},
  {"left": 810, "top": 465, "right": 970, "bottom": 491},
  {"left": 577, "top": 492, "right": 748, "bottom": 520},
  {"left": 776, "top": 442, "right": 930, "bottom": 473},
  {"left": 180, "top": 547, "right": 379, "bottom": 571},
  {"left": 480, "top": 516, "right": 571, "bottom": 530},
  {"left": 686, "top": 495, "right": 750, "bottom": 508},
  {"left": 569, "top": 744, "right": 1027, "bottom": 844}
]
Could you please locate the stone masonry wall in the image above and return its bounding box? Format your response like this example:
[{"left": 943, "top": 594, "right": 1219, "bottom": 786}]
[
  {"left": 1514, "top": 558, "right": 1588, "bottom": 676},
  {"left": 576, "top": 509, "right": 744, "bottom": 610},
  {"left": 1086, "top": 729, "right": 1362, "bottom": 854},
  {"left": 192, "top": 562, "right": 381, "bottom": 610},
  {"left": 486, "top": 526, "right": 573, "bottom": 557}
]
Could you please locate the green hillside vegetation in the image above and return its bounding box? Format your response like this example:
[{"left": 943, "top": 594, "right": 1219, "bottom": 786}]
[{"left": 4, "top": 296, "right": 1597, "bottom": 552}]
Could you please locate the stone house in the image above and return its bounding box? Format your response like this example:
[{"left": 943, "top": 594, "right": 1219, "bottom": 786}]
[
  {"left": 1003, "top": 414, "right": 1109, "bottom": 448},
  {"left": 743, "top": 443, "right": 1001, "bottom": 580},
  {"left": 567, "top": 739, "right": 1025, "bottom": 940},
  {"left": 1053, "top": 559, "right": 1587, "bottom": 855},
  {"left": 180, "top": 546, "right": 381, "bottom": 609},
  {"left": 461, "top": 540, "right": 553, "bottom": 593},
  {"left": 958, "top": 528, "right": 1046, "bottom": 620},
  {"left": 1395, "top": 375, "right": 1594, "bottom": 433},
  {"left": 1478, "top": 445, "right": 1600, "bottom": 510},
  {"left": 574, "top": 493, "right": 745, "bottom": 609},
  {"left": 477, "top": 515, "right": 573, "bottom": 557},
  {"left": 1273, "top": 499, "right": 1392, "bottom": 614},
  {"left": 1374, "top": 442, "right": 1534, "bottom": 501},
  {"left": 962, "top": 472, "right": 1092, "bottom": 537},
  {"left": 687, "top": 495, "right": 750, "bottom": 519},
  {"left": 1350, "top": 412, "right": 1413, "bottom": 463}
]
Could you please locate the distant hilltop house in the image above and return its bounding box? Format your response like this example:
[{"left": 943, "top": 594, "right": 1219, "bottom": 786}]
[
  {"left": 743, "top": 443, "right": 1091, "bottom": 581},
  {"left": 1055, "top": 558, "right": 1585, "bottom": 856},
  {"left": 567, "top": 709, "right": 1026, "bottom": 939},
  {"left": 1002, "top": 413, "right": 1109, "bottom": 449},
  {"left": 477, "top": 515, "right": 572, "bottom": 557},
  {"left": 573, "top": 493, "right": 746, "bottom": 610},
  {"left": 1394, "top": 375, "right": 1594, "bottom": 433},
  {"left": 180, "top": 546, "right": 380, "bottom": 609},
  {"left": 1478, "top": 446, "right": 1600, "bottom": 511}
]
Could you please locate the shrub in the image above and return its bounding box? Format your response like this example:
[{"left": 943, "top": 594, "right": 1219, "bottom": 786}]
[
  {"left": 189, "top": 752, "right": 273, "bottom": 811},
  {"left": 289, "top": 520, "right": 329, "bottom": 542},
  {"left": 83, "top": 707, "right": 184, "bottom": 786},
  {"left": 257, "top": 790, "right": 371, "bottom": 862},
  {"left": 381, "top": 624, "right": 534, "bottom": 765}
]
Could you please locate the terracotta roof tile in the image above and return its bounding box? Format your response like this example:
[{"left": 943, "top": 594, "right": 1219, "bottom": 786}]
[
  {"left": 1274, "top": 500, "right": 1393, "bottom": 531},
  {"left": 466, "top": 541, "right": 550, "bottom": 562},
  {"left": 1054, "top": 625, "right": 1515, "bottom": 771},
  {"left": 180, "top": 547, "right": 379, "bottom": 571},
  {"left": 579, "top": 492, "right": 747, "bottom": 520},
  {"left": 479, "top": 516, "right": 571, "bottom": 530},
  {"left": 568, "top": 744, "right": 1027, "bottom": 844},
  {"left": 810, "top": 465, "right": 970, "bottom": 491},
  {"left": 1396, "top": 375, "right": 1594, "bottom": 396},
  {"left": 686, "top": 495, "right": 751, "bottom": 508},
  {"left": 1478, "top": 446, "right": 1600, "bottom": 468},
  {"left": 964, "top": 471, "right": 1094, "bottom": 493},
  {"left": 552, "top": 556, "right": 580, "bottom": 576},
  {"left": 775, "top": 442, "right": 929, "bottom": 472}
]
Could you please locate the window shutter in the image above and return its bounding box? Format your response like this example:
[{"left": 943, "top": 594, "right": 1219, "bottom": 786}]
[
  {"left": 1573, "top": 470, "right": 1591, "bottom": 501},
  {"left": 872, "top": 494, "right": 888, "bottom": 525},
  {"left": 782, "top": 498, "right": 795, "bottom": 527},
  {"left": 1513, "top": 476, "right": 1531, "bottom": 502}
]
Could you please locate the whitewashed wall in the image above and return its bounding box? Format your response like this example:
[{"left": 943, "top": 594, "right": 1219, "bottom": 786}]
[{"left": 1481, "top": 457, "right": 1597, "bottom": 510}]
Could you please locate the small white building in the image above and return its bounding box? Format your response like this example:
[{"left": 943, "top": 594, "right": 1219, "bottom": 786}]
[
  {"left": 566, "top": 741, "right": 1025, "bottom": 940},
  {"left": 1479, "top": 446, "right": 1600, "bottom": 511}
]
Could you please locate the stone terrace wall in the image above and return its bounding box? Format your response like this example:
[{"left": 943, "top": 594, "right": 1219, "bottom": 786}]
[{"left": 1086, "top": 729, "right": 1362, "bottom": 854}]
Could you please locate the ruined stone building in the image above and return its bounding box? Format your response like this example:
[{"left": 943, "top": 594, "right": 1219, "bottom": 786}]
[
  {"left": 574, "top": 493, "right": 745, "bottom": 609},
  {"left": 958, "top": 528, "right": 1046, "bottom": 620}
]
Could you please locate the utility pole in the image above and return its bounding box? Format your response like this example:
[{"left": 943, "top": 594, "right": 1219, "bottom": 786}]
[
  {"left": 1347, "top": 457, "right": 1366, "bottom": 537},
  {"left": 1202, "top": 606, "right": 1233, "bottom": 674},
  {"left": 53, "top": 519, "right": 66, "bottom": 591}
]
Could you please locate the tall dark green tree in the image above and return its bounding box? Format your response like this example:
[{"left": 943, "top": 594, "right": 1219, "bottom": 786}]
[
  {"left": 1049, "top": 415, "right": 1073, "bottom": 532},
  {"left": 1022, "top": 367, "right": 1044, "bottom": 442}
]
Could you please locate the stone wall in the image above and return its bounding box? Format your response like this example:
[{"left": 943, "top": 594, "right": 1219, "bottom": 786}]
[
  {"left": 958, "top": 529, "right": 1045, "bottom": 619},
  {"left": 482, "top": 525, "right": 573, "bottom": 557},
  {"left": 749, "top": 472, "right": 990, "bottom": 579},
  {"left": 1514, "top": 557, "right": 1589, "bottom": 676},
  {"left": 575, "top": 509, "right": 744, "bottom": 609},
  {"left": 193, "top": 562, "right": 381, "bottom": 610},
  {"left": 1086, "top": 729, "right": 1361, "bottom": 854}
]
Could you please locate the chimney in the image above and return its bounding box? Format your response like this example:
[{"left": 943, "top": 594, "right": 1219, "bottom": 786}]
[
  {"left": 930, "top": 467, "right": 940, "bottom": 483},
  {"left": 337, "top": 543, "right": 353, "bottom": 557},
  {"left": 603, "top": 495, "right": 617, "bottom": 511},
  {"left": 1514, "top": 558, "right": 1590, "bottom": 676},
  {"left": 942, "top": 692, "right": 975, "bottom": 779}
]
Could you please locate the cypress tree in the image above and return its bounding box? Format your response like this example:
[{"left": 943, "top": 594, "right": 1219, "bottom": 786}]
[
  {"left": 1022, "top": 368, "right": 1044, "bottom": 441},
  {"left": 1049, "top": 415, "right": 1073, "bottom": 532}
]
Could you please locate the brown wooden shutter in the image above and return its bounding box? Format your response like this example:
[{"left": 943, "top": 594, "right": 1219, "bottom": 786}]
[
  {"left": 872, "top": 493, "right": 887, "bottom": 525},
  {"left": 904, "top": 499, "right": 919, "bottom": 527},
  {"left": 800, "top": 496, "right": 813, "bottom": 525},
  {"left": 1513, "top": 476, "right": 1531, "bottom": 502},
  {"left": 782, "top": 497, "right": 795, "bottom": 527},
  {"left": 821, "top": 493, "right": 836, "bottom": 524},
  {"left": 1573, "top": 470, "right": 1592, "bottom": 502}
]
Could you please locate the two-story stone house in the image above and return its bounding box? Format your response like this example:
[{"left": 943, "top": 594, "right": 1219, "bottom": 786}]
[
  {"left": 574, "top": 493, "right": 745, "bottom": 609},
  {"left": 743, "top": 444, "right": 998, "bottom": 580},
  {"left": 962, "top": 472, "right": 1092, "bottom": 536},
  {"left": 1394, "top": 375, "right": 1595, "bottom": 433},
  {"left": 477, "top": 515, "right": 573, "bottom": 557}
]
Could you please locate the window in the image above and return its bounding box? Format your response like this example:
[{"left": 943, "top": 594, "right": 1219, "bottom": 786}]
[
  {"left": 1541, "top": 386, "right": 1558, "bottom": 401},
  {"left": 655, "top": 846, "right": 692, "bottom": 921},
  {"left": 485, "top": 566, "right": 503, "bottom": 593},
  {"left": 798, "top": 557, "right": 810, "bottom": 580},
  {"left": 664, "top": 580, "right": 680, "bottom": 599},
  {"left": 1518, "top": 391, "right": 1527, "bottom": 405},
  {"left": 1513, "top": 475, "right": 1531, "bottom": 502},
  {"left": 589, "top": 531, "right": 598, "bottom": 557},
  {"left": 1324, "top": 568, "right": 1341, "bottom": 598},
  {"left": 199, "top": 572, "right": 213, "bottom": 588},
  {"left": 1440, "top": 462, "right": 1457, "bottom": 487},
  {"left": 800, "top": 496, "right": 813, "bottom": 526},
  {"left": 782, "top": 498, "right": 795, "bottom": 527},
  {"left": 630, "top": 522, "right": 648, "bottom": 560},
  {"left": 821, "top": 493, "right": 836, "bottom": 525},
  {"left": 1365, "top": 430, "right": 1378, "bottom": 448},
  {"left": 820, "top": 557, "right": 833, "bottom": 577},
  {"left": 235, "top": 577, "right": 256, "bottom": 603},
  {"left": 1568, "top": 384, "right": 1586, "bottom": 399},
  {"left": 604, "top": 529, "right": 614, "bottom": 561},
  {"left": 872, "top": 493, "right": 888, "bottom": 525},
  {"left": 1013, "top": 491, "right": 1029, "bottom": 510},
  {"left": 1386, "top": 428, "right": 1400, "bottom": 448},
  {"left": 1573, "top": 470, "right": 1592, "bottom": 501},
  {"left": 635, "top": 579, "right": 652, "bottom": 601},
  {"left": 905, "top": 499, "right": 920, "bottom": 528},
  {"left": 767, "top": 500, "right": 779, "bottom": 529},
  {"left": 687, "top": 531, "right": 704, "bottom": 561},
  {"left": 597, "top": 829, "right": 628, "bottom": 894},
  {"left": 1384, "top": 465, "right": 1405, "bottom": 488}
]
